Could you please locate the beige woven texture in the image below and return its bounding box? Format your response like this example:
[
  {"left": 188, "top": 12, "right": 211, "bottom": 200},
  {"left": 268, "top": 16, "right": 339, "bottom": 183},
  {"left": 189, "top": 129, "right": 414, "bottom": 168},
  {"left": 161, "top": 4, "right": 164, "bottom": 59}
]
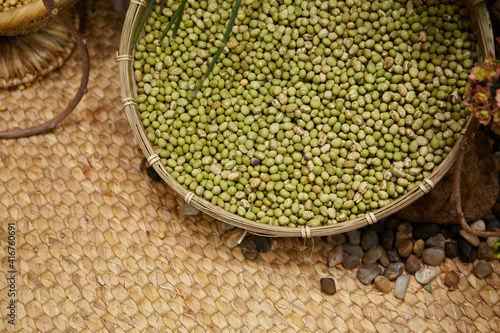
[{"left": 0, "top": 1, "right": 499, "bottom": 332}]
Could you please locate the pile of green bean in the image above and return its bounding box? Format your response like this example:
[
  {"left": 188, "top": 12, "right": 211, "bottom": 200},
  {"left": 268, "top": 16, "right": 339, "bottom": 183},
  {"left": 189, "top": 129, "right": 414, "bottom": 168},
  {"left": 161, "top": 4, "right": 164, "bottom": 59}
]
[{"left": 134, "top": 0, "right": 476, "bottom": 227}]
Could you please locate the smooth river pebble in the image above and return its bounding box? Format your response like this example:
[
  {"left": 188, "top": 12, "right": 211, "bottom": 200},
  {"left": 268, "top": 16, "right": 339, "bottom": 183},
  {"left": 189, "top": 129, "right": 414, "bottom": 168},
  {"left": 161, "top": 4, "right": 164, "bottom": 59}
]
[
  {"left": 413, "top": 239, "right": 425, "bottom": 257},
  {"left": 320, "top": 278, "right": 337, "bottom": 295},
  {"left": 380, "top": 230, "right": 395, "bottom": 251},
  {"left": 343, "top": 254, "right": 361, "bottom": 270},
  {"left": 225, "top": 229, "right": 245, "bottom": 248},
  {"left": 347, "top": 230, "right": 361, "bottom": 245},
  {"left": 383, "top": 262, "right": 404, "bottom": 281},
  {"left": 343, "top": 243, "right": 364, "bottom": 258},
  {"left": 422, "top": 247, "right": 445, "bottom": 266},
  {"left": 473, "top": 262, "right": 493, "bottom": 278},
  {"left": 425, "top": 234, "right": 445, "bottom": 249},
  {"left": 470, "top": 219, "right": 486, "bottom": 232},
  {"left": 361, "top": 229, "right": 378, "bottom": 251},
  {"left": 395, "top": 231, "right": 412, "bottom": 248},
  {"left": 363, "top": 245, "right": 384, "bottom": 264},
  {"left": 478, "top": 242, "right": 495, "bottom": 261},
  {"left": 444, "top": 271, "right": 459, "bottom": 289},
  {"left": 357, "top": 264, "right": 382, "bottom": 285},
  {"left": 374, "top": 276, "right": 391, "bottom": 293},
  {"left": 415, "top": 267, "right": 436, "bottom": 285},
  {"left": 326, "top": 234, "right": 346, "bottom": 247},
  {"left": 398, "top": 240, "right": 413, "bottom": 258},
  {"left": 445, "top": 241, "right": 459, "bottom": 258},
  {"left": 327, "top": 245, "right": 344, "bottom": 267},
  {"left": 405, "top": 254, "right": 422, "bottom": 274},
  {"left": 395, "top": 275, "right": 411, "bottom": 299},
  {"left": 459, "top": 230, "right": 480, "bottom": 247}
]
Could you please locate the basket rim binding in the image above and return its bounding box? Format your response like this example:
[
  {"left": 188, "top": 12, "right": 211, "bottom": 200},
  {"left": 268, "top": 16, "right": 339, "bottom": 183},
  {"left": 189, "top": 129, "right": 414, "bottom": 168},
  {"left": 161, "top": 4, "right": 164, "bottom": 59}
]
[{"left": 118, "top": 0, "right": 494, "bottom": 238}]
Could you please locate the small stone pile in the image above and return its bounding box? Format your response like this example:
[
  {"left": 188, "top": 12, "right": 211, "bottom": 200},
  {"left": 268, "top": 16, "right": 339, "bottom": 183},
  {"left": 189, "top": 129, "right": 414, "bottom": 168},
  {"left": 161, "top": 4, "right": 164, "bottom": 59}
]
[{"left": 323, "top": 218, "right": 498, "bottom": 298}]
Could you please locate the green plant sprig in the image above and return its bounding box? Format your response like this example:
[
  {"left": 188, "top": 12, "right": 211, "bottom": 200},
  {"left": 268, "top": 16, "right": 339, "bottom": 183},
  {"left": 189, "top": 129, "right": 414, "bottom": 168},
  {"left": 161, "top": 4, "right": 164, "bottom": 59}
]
[
  {"left": 132, "top": 0, "right": 156, "bottom": 46},
  {"left": 133, "top": 0, "right": 242, "bottom": 98},
  {"left": 159, "top": 0, "right": 188, "bottom": 42},
  {"left": 193, "top": 0, "right": 242, "bottom": 98}
]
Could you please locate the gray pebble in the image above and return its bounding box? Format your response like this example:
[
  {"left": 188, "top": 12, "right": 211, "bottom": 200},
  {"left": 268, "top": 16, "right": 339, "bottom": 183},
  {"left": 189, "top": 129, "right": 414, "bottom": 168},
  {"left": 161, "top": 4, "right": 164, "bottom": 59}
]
[
  {"left": 347, "top": 230, "right": 361, "bottom": 245},
  {"left": 343, "top": 254, "right": 360, "bottom": 270},
  {"left": 357, "top": 264, "right": 382, "bottom": 285},
  {"left": 473, "top": 262, "right": 493, "bottom": 279},
  {"left": 363, "top": 245, "right": 384, "bottom": 264},
  {"left": 478, "top": 242, "right": 495, "bottom": 261},
  {"left": 383, "top": 262, "right": 404, "bottom": 281},
  {"left": 326, "top": 234, "right": 346, "bottom": 247},
  {"left": 343, "top": 243, "right": 364, "bottom": 258},
  {"left": 361, "top": 229, "right": 379, "bottom": 251},
  {"left": 422, "top": 247, "right": 446, "bottom": 266},
  {"left": 425, "top": 233, "right": 445, "bottom": 249},
  {"left": 397, "top": 222, "right": 413, "bottom": 232}
]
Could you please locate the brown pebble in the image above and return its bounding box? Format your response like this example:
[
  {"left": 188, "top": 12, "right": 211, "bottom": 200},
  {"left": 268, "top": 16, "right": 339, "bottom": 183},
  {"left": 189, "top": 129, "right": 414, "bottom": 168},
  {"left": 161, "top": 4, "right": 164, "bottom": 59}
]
[
  {"left": 444, "top": 271, "right": 459, "bottom": 290},
  {"left": 379, "top": 249, "right": 390, "bottom": 267},
  {"left": 398, "top": 239, "right": 413, "bottom": 258},
  {"left": 374, "top": 276, "right": 391, "bottom": 293},
  {"left": 240, "top": 238, "right": 258, "bottom": 260},
  {"left": 405, "top": 254, "right": 422, "bottom": 274},
  {"left": 413, "top": 239, "right": 425, "bottom": 257},
  {"left": 395, "top": 231, "right": 413, "bottom": 248},
  {"left": 320, "top": 278, "right": 337, "bottom": 295}
]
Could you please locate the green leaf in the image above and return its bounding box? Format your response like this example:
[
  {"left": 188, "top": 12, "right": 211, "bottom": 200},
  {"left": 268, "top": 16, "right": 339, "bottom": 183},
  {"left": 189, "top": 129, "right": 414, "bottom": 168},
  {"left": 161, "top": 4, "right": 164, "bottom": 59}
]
[{"left": 424, "top": 284, "right": 432, "bottom": 292}]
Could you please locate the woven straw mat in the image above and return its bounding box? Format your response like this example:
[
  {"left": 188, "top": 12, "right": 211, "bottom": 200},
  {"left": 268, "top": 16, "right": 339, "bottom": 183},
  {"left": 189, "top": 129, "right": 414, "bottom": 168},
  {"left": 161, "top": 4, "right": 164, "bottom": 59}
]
[{"left": 0, "top": 1, "right": 499, "bottom": 332}]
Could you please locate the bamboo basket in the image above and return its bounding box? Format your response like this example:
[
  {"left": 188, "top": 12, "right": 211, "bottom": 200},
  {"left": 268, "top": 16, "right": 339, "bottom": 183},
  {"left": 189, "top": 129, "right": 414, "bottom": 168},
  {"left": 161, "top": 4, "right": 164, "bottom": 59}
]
[
  {"left": 118, "top": 0, "right": 495, "bottom": 238},
  {"left": 0, "top": 0, "right": 77, "bottom": 36}
]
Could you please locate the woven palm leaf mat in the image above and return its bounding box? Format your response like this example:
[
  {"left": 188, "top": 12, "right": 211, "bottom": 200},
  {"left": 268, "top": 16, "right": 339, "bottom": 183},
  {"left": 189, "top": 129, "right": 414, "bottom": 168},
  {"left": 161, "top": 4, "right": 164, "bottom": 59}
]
[{"left": 1, "top": 1, "right": 500, "bottom": 332}]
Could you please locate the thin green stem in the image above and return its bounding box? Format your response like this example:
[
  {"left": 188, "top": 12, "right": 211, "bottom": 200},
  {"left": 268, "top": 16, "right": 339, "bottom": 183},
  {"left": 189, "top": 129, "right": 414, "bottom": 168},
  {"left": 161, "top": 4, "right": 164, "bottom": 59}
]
[
  {"left": 159, "top": 0, "right": 165, "bottom": 17},
  {"left": 192, "top": 0, "right": 242, "bottom": 98},
  {"left": 171, "top": 6, "right": 184, "bottom": 39},
  {"left": 159, "top": 0, "right": 188, "bottom": 42},
  {"left": 223, "top": 0, "right": 241, "bottom": 44},
  {"left": 193, "top": 46, "right": 225, "bottom": 98},
  {"left": 132, "top": 0, "right": 156, "bottom": 46}
]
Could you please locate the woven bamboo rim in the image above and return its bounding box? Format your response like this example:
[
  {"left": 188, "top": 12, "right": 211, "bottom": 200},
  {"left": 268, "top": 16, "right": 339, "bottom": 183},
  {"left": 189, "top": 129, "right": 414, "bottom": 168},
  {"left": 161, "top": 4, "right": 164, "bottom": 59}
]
[
  {"left": 119, "top": 0, "right": 495, "bottom": 238},
  {"left": 0, "top": 0, "right": 75, "bottom": 36}
]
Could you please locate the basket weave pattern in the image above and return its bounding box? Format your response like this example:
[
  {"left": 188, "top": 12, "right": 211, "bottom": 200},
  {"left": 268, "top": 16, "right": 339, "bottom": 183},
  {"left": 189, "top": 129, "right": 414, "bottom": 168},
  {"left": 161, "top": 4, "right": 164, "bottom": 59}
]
[{"left": 0, "top": 1, "right": 499, "bottom": 332}]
